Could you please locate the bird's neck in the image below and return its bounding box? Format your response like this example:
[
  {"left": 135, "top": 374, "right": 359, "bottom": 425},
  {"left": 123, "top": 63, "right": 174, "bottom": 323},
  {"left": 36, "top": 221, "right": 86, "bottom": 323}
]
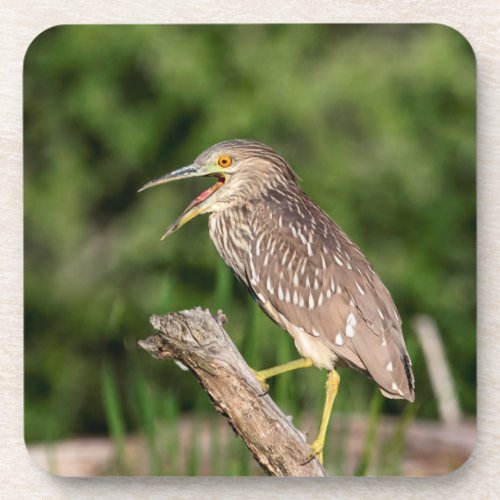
[
  {"left": 211, "top": 168, "right": 297, "bottom": 213},
  {"left": 208, "top": 202, "right": 254, "bottom": 282}
]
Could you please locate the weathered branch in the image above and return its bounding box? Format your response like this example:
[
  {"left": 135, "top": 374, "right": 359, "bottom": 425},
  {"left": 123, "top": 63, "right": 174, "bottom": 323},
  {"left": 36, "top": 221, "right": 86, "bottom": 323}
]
[{"left": 138, "top": 307, "right": 325, "bottom": 477}]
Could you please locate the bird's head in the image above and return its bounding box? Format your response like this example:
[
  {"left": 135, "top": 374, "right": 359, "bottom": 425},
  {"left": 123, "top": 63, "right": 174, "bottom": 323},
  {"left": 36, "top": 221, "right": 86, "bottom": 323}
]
[{"left": 138, "top": 139, "right": 299, "bottom": 239}]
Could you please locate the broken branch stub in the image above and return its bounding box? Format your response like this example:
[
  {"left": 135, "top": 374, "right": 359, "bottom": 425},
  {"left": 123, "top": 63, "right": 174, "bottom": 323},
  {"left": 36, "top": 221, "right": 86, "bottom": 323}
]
[{"left": 138, "top": 307, "right": 325, "bottom": 477}]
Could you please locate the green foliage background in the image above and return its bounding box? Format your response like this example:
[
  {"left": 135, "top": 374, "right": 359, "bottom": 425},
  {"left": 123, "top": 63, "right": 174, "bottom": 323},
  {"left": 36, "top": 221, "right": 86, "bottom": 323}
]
[{"left": 24, "top": 25, "right": 475, "bottom": 458}]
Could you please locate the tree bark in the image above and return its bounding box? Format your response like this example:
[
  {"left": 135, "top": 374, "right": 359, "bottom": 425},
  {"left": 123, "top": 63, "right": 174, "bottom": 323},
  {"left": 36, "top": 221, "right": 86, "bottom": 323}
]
[{"left": 138, "top": 307, "right": 326, "bottom": 477}]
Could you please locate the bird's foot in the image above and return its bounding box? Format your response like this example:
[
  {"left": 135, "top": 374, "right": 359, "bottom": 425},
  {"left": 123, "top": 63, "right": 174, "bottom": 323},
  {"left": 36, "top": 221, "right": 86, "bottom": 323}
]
[
  {"left": 252, "top": 369, "right": 270, "bottom": 395},
  {"left": 302, "top": 438, "right": 324, "bottom": 465}
]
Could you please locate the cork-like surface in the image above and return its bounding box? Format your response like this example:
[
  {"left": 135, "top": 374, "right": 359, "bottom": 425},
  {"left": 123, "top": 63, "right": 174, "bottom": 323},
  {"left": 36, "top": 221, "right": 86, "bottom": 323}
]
[{"left": 1, "top": 2, "right": 497, "bottom": 497}]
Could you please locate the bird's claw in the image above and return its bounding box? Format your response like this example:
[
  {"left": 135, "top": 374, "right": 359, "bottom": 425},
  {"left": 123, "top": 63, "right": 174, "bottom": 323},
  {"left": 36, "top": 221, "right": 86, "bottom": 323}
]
[
  {"left": 252, "top": 370, "right": 270, "bottom": 396},
  {"left": 301, "top": 439, "right": 324, "bottom": 466}
]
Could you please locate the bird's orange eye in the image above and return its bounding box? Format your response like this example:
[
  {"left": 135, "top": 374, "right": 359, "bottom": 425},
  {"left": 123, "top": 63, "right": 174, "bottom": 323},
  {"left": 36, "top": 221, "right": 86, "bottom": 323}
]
[{"left": 218, "top": 155, "right": 232, "bottom": 168}]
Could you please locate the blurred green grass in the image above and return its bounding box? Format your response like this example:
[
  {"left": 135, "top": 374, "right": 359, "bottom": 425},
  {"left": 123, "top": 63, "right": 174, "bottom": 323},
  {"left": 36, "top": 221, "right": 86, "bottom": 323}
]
[{"left": 23, "top": 25, "right": 475, "bottom": 475}]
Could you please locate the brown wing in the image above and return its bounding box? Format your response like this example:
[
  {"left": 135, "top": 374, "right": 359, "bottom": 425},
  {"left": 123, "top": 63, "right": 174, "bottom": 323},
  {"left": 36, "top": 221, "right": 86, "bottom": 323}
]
[{"left": 245, "top": 191, "right": 414, "bottom": 401}]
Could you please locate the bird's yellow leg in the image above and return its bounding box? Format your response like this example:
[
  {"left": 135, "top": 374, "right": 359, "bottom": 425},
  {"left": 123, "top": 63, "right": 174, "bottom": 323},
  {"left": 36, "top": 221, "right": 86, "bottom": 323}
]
[
  {"left": 253, "top": 358, "right": 313, "bottom": 392},
  {"left": 307, "top": 369, "right": 340, "bottom": 465}
]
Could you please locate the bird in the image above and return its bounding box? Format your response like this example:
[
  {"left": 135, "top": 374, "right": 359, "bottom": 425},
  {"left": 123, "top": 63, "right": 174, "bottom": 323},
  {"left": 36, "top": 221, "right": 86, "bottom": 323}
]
[{"left": 139, "top": 139, "right": 415, "bottom": 465}]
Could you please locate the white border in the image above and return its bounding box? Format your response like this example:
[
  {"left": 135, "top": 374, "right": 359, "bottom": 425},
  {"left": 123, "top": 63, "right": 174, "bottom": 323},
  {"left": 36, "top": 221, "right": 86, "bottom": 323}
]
[{"left": 1, "top": 1, "right": 498, "bottom": 497}]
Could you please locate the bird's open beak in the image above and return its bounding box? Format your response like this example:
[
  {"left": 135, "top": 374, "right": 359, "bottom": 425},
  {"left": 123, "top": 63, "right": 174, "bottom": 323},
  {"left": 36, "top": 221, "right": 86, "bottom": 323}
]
[{"left": 138, "top": 163, "right": 226, "bottom": 240}]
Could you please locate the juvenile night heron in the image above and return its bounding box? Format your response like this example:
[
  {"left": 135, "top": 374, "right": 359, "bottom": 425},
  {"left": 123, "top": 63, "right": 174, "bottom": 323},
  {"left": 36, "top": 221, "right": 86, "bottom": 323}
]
[{"left": 139, "top": 139, "right": 415, "bottom": 464}]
